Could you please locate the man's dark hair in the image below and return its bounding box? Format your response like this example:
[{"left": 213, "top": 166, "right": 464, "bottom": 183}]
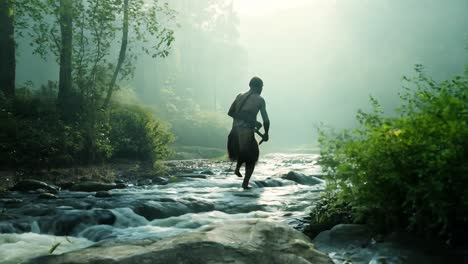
[{"left": 249, "top": 77, "right": 263, "bottom": 92}]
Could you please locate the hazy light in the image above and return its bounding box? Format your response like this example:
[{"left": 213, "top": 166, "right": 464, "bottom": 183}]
[{"left": 234, "top": 0, "right": 312, "bottom": 16}]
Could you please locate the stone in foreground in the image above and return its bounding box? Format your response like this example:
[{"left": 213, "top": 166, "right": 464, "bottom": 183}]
[{"left": 30, "top": 219, "right": 333, "bottom": 264}]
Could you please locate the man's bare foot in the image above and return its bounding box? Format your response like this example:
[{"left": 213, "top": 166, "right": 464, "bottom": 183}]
[
  {"left": 235, "top": 171, "right": 243, "bottom": 178},
  {"left": 242, "top": 185, "right": 251, "bottom": 190}
]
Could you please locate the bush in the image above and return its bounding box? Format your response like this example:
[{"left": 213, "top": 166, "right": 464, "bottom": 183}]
[
  {"left": 1, "top": 85, "right": 174, "bottom": 170},
  {"left": 9, "top": 87, "right": 87, "bottom": 169},
  {"left": 109, "top": 104, "right": 174, "bottom": 163},
  {"left": 318, "top": 66, "right": 468, "bottom": 242}
]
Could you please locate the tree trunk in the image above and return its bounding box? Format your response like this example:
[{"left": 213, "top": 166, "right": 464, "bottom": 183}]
[
  {"left": 0, "top": 0, "right": 15, "bottom": 99},
  {"left": 58, "top": 0, "right": 73, "bottom": 119},
  {"left": 103, "top": 0, "right": 129, "bottom": 109}
]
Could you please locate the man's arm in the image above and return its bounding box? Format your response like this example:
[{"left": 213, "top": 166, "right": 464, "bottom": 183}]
[
  {"left": 260, "top": 99, "right": 270, "bottom": 141},
  {"left": 228, "top": 95, "right": 238, "bottom": 118}
]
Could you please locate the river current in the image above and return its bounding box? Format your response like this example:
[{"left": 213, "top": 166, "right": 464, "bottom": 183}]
[{"left": 0, "top": 153, "right": 324, "bottom": 263}]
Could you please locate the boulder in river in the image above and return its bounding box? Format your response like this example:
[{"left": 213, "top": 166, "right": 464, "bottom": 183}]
[
  {"left": 152, "top": 176, "right": 169, "bottom": 185},
  {"left": 70, "top": 181, "right": 121, "bottom": 192},
  {"left": 133, "top": 201, "right": 190, "bottom": 220},
  {"left": 95, "top": 191, "right": 112, "bottom": 198},
  {"left": 281, "top": 171, "right": 323, "bottom": 186},
  {"left": 29, "top": 219, "right": 333, "bottom": 264},
  {"left": 136, "top": 178, "right": 153, "bottom": 186},
  {"left": 11, "top": 180, "right": 59, "bottom": 193},
  {"left": 38, "top": 193, "right": 58, "bottom": 199}
]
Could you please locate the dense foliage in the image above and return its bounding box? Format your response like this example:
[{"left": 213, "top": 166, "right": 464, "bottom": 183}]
[
  {"left": 318, "top": 66, "right": 468, "bottom": 242},
  {"left": 109, "top": 104, "right": 173, "bottom": 162},
  {"left": 0, "top": 0, "right": 177, "bottom": 170},
  {"left": 0, "top": 85, "right": 173, "bottom": 169}
]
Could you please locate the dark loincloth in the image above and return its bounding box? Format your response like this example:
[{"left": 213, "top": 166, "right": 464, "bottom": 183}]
[{"left": 227, "top": 126, "right": 259, "bottom": 163}]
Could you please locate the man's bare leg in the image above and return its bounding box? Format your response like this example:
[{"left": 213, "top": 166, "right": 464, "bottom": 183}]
[
  {"left": 235, "top": 160, "right": 243, "bottom": 178},
  {"left": 242, "top": 161, "right": 255, "bottom": 189}
]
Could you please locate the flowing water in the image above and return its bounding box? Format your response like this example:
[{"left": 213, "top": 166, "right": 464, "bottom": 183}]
[{"left": 0, "top": 153, "right": 324, "bottom": 263}]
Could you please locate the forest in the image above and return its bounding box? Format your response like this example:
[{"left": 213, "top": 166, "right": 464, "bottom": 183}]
[{"left": 0, "top": 0, "right": 467, "bottom": 263}]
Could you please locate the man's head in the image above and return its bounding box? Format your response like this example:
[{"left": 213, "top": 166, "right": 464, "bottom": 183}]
[{"left": 249, "top": 76, "right": 263, "bottom": 94}]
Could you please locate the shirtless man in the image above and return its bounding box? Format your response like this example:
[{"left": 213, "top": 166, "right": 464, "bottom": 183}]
[{"left": 227, "top": 77, "right": 270, "bottom": 189}]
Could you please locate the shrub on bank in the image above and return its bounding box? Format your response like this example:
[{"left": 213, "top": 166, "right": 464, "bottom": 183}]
[
  {"left": 318, "top": 66, "right": 468, "bottom": 243},
  {"left": 1, "top": 86, "right": 174, "bottom": 169},
  {"left": 109, "top": 104, "right": 174, "bottom": 163}
]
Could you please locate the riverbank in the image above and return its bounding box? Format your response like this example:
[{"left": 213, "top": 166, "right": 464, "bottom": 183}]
[{"left": 0, "top": 161, "right": 161, "bottom": 192}]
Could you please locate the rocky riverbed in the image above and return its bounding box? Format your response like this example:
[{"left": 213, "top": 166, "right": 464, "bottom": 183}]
[
  {"left": 0, "top": 153, "right": 464, "bottom": 263},
  {"left": 1, "top": 153, "right": 327, "bottom": 263}
]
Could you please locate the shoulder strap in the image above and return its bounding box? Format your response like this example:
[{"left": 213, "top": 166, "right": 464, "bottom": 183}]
[{"left": 236, "top": 92, "right": 254, "bottom": 113}]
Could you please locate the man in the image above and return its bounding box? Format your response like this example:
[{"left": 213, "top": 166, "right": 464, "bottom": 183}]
[{"left": 227, "top": 76, "right": 270, "bottom": 189}]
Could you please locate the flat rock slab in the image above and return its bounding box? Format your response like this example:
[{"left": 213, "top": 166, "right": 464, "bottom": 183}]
[{"left": 30, "top": 220, "right": 333, "bottom": 264}]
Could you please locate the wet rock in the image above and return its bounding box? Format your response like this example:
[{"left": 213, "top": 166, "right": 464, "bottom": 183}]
[
  {"left": 152, "top": 176, "right": 169, "bottom": 185},
  {"left": 11, "top": 180, "right": 59, "bottom": 193},
  {"left": 95, "top": 191, "right": 112, "bottom": 198},
  {"left": 133, "top": 201, "right": 190, "bottom": 220},
  {"left": 114, "top": 179, "right": 125, "bottom": 184},
  {"left": 0, "top": 213, "right": 21, "bottom": 221},
  {"left": 182, "top": 200, "right": 215, "bottom": 213},
  {"left": 36, "top": 188, "right": 58, "bottom": 194},
  {"left": 136, "top": 179, "right": 153, "bottom": 186},
  {"left": 314, "top": 224, "right": 371, "bottom": 251},
  {"left": 29, "top": 220, "right": 333, "bottom": 264},
  {"left": 313, "top": 224, "right": 447, "bottom": 263},
  {"left": 70, "top": 181, "right": 119, "bottom": 192},
  {"left": 0, "top": 221, "right": 31, "bottom": 233},
  {"left": 200, "top": 170, "right": 215, "bottom": 175},
  {"left": 38, "top": 193, "right": 58, "bottom": 199},
  {"left": 14, "top": 204, "right": 55, "bottom": 216},
  {"left": 176, "top": 173, "right": 208, "bottom": 179},
  {"left": 155, "top": 197, "right": 176, "bottom": 202},
  {"left": 253, "top": 179, "right": 284, "bottom": 188},
  {"left": 39, "top": 209, "right": 116, "bottom": 236},
  {"left": 58, "top": 181, "right": 75, "bottom": 190},
  {"left": 282, "top": 171, "right": 323, "bottom": 185},
  {"left": 0, "top": 198, "right": 23, "bottom": 204},
  {"left": 115, "top": 183, "right": 126, "bottom": 189}
]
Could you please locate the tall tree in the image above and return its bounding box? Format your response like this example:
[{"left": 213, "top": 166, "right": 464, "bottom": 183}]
[
  {"left": 0, "top": 0, "right": 15, "bottom": 99},
  {"left": 103, "top": 0, "right": 129, "bottom": 109},
  {"left": 57, "top": 0, "right": 73, "bottom": 119},
  {"left": 102, "top": 0, "right": 175, "bottom": 109},
  {"left": 28, "top": 0, "right": 175, "bottom": 111}
]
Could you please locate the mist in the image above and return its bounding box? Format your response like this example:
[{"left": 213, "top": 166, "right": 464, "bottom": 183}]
[
  {"left": 14, "top": 0, "right": 468, "bottom": 152},
  {"left": 236, "top": 0, "right": 468, "bottom": 149}
]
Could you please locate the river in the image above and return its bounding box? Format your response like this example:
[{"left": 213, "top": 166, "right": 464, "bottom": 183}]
[{"left": 0, "top": 153, "right": 325, "bottom": 263}]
